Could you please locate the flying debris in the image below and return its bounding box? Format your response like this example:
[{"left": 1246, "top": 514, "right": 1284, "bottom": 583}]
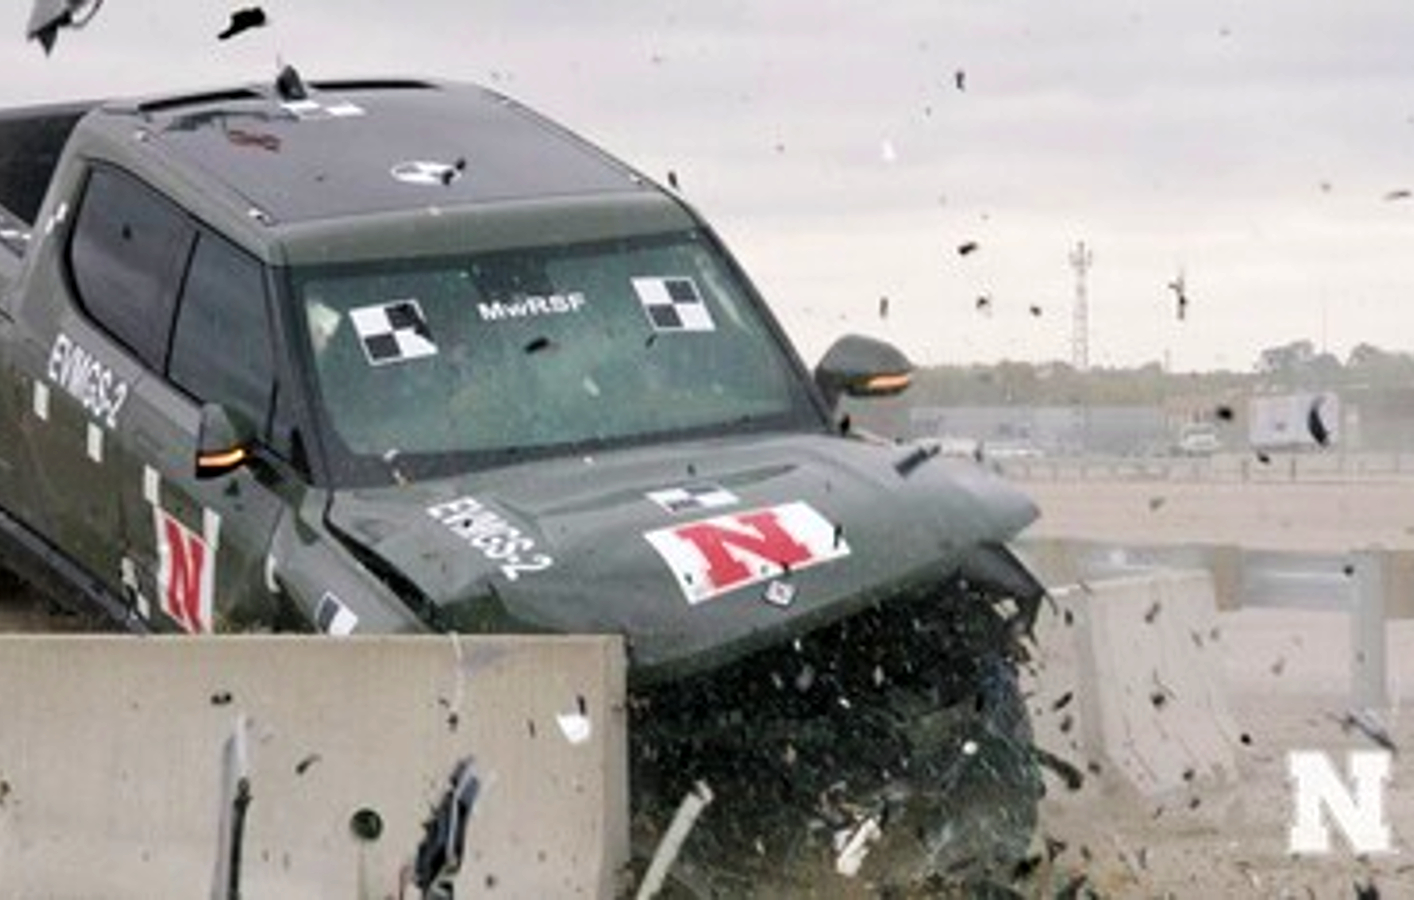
[
  {"left": 26, "top": 0, "right": 103, "bottom": 54},
  {"left": 1215, "top": 404, "right": 1235, "bottom": 422},
  {"left": 666, "top": 170, "right": 679, "bottom": 190},
  {"left": 954, "top": 68, "right": 967, "bottom": 91},
  {"left": 957, "top": 240, "right": 979, "bottom": 256},
  {"left": 1384, "top": 189, "right": 1411, "bottom": 202},
  {"left": 1028, "top": 304, "right": 1042, "bottom": 317},
  {"left": 1168, "top": 270, "right": 1188, "bottom": 321},
  {"left": 975, "top": 295, "right": 993, "bottom": 315},
  {"left": 218, "top": 6, "right": 268, "bottom": 41},
  {"left": 878, "top": 296, "right": 889, "bottom": 319},
  {"left": 1307, "top": 395, "right": 1332, "bottom": 446}
]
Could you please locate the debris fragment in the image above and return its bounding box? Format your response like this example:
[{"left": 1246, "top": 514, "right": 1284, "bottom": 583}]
[
  {"left": 210, "top": 690, "right": 233, "bottom": 706},
  {"left": 1337, "top": 710, "right": 1398, "bottom": 753},
  {"left": 878, "top": 296, "right": 889, "bottom": 319},
  {"left": 1215, "top": 404, "right": 1235, "bottom": 422},
  {"left": 1256, "top": 450, "right": 1272, "bottom": 465},
  {"left": 294, "top": 753, "right": 321, "bottom": 776},
  {"left": 524, "top": 335, "right": 554, "bottom": 355},
  {"left": 1144, "top": 601, "right": 1162, "bottom": 624},
  {"left": 954, "top": 68, "right": 967, "bottom": 91},
  {"left": 1034, "top": 746, "right": 1084, "bottom": 791},
  {"left": 833, "top": 815, "right": 883, "bottom": 877},
  {"left": 894, "top": 443, "right": 940, "bottom": 477},
  {"left": 27, "top": 0, "right": 105, "bottom": 54},
  {"left": 1383, "top": 189, "right": 1411, "bottom": 202},
  {"left": 1355, "top": 876, "right": 1382, "bottom": 899},
  {"left": 1028, "top": 304, "right": 1042, "bottom": 317},
  {"left": 414, "top": 758, "right": 481, "bottom": 897},
  {"left": 1307, "top": 396, "right": 1332, "bottom": 446},
  {"left": 1051, "top": 691, "right": 1074, "bottom": 711},
  {"left": 1168, "top": 271, "right": 1188, "bottom": 320},
  {"left": 1147, "top": 495, "right": 1166, "bottom": 512},
  {"left": 975, "top": 294, "right": 992, "bottom": 314},
  {"left": 666, "top": 170, "right": 679, "bottom": 190},
  {"left": 1270, "top": 656, "right": 1286, "bottom": 676},
  {"left": 957, "top": 240, "right": 979, "bottom": 256},
  {"left": 635, "top": 782, "right": 713, "bottom": 899},
  {"left": 218, "top": 6, "right": 267, "bottom": 41}
]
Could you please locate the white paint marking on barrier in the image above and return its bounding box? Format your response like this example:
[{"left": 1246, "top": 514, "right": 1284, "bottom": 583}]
[
  {"left": 31, "top": 382, "right": 48, "bottom": 421},
  {"left": 557, "top": 712, "right": 592, "bottom": 745},
  {"left": 142, "top": 466, "right": 160, "bottom": 506}
]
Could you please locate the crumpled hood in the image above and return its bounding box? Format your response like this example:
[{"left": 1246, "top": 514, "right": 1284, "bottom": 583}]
[{"left": 325, "top": 432, "right": 1038, "bottom": 680}]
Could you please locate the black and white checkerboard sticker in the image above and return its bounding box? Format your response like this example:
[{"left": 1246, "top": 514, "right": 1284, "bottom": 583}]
[
  {"left": 349, "top": 300, "right": 438, "bottom": 366},
  {"left": 632, "top": 276, "right": 716, "bottom": 332},
  {"left": 647, "top": 484, "right": 740, "bottom": 514}
]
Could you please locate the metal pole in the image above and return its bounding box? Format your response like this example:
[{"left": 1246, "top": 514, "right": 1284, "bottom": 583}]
[{"left": 1351, "top": 550, "right": 1388, "bottom": 710}]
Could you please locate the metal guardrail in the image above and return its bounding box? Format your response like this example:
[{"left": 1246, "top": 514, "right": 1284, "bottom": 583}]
[{"left": 1000, "top": 451, "right": 1414, "bottom": 484}]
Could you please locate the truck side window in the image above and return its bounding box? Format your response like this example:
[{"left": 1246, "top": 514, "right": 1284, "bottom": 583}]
[
  {"left": 168, "top": 234, "right": 275, "bottom": 439},
  {"left": 67, "top": 166, "right": 193, "bottom": 369}
]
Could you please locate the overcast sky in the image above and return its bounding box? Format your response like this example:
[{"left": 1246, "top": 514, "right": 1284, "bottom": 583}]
[{"left": 5, "top": 1, "right": 1412, "bottom": 371}]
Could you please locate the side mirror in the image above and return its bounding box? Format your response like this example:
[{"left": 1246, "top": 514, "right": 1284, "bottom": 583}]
[
  {"left": 196, "top": 403, "right": 256, "bottom": 479},
  {"left": 813, "top": 334, "right": 913, "bottom": 409}
]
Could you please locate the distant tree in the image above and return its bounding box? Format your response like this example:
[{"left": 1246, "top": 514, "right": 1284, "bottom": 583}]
[{"left": 1255, "top": 339, "right": 1316, "bottom": 376}]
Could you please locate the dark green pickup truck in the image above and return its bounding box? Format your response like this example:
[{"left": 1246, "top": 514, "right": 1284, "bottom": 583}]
[{"left": 0, "top": 69, "right": 1046, "bottom": 892}]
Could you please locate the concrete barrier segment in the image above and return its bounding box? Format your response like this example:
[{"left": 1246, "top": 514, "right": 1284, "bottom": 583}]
[
  {"left": 1026, "top": 571, "right": 1241, "bottom": 796},
  {"left": 0, "top": 634, "right": 627, "bottom": 899}
]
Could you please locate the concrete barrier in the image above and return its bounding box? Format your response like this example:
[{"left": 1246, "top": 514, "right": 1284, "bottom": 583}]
[
  {"left": 0, "top": 635, "right": 627, "bottom": 899},
  {"left": 1028, "top": 571, "right": 1241, "bottom": 796}
]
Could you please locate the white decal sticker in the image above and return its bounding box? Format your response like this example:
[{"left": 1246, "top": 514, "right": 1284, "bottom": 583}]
[
  {"left": 476, "top": 292, "right": 587, "bottom": 322},
  {"left": 142, "top": 465, "right": 161, "bottom": 506},
  {"left": 155, "top": 509, "right": 215, "bottom": 634},
  {"left": 282, "top": 98, "right": 365, "bottom": 120},
  {"left": 315, "top": 593, "right": 359, "bottom": 636},
  {"left": 85, "top": 422, "right": 103, "bottom": 462},
  {"left": 428, "top": 495, "right": 555, "bottom": 582},
  {"left": 633, "top": 276, "right": 715, "bottom": 333},
  {"left": 31, "top": 382, "right": 48, "bottom": 421},
  {"left": 647, "top": 484, "right": 739, "bottom": 515},
  {"left": 46, "top": 333, "right": 129, "bottom": 428},
  {"left": 644, "top": 502, "right": 850, "bottom": 605},
  {"left": 391, "top": 160, "right": 462, "bottom": 186},
  {"left": 349, "top": 300, "right": 438, "bottom": 366}
]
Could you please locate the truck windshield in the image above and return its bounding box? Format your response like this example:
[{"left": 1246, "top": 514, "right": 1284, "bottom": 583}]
[{"left": 290, "top": 229, "right": 820, "bottom": 484}]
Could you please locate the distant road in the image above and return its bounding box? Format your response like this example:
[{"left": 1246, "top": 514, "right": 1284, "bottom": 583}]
[{"left": 1016, "top": 477, "right": 1414, "bottom": 552}]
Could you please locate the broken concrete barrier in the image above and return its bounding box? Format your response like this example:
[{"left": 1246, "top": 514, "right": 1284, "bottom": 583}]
[{"left": 0, "top": 634, "right": 627, "bottom": 898}]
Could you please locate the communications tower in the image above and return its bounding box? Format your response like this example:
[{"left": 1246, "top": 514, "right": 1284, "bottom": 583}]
[{"left": 1069, "top": 241, "right": 1093, "bottom": 371}]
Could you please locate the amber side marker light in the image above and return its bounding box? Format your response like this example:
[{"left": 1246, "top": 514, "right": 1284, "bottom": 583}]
[
  {"left": 197, "top": 447, "right": 248, "bottom": 476},
  {"left": 862, "top": 373, "right": 911, "bottom": 395}
]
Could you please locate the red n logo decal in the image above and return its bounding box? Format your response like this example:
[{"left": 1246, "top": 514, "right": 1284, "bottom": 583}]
[
  {"left": 673, "top": 512, "right": 812, "bottom": 590},
  {"left": 156, "top": 510, "right": 214, "bottom": 633},
  {"left": 645, "top": 502, "right": 851, "bottom": 605}
]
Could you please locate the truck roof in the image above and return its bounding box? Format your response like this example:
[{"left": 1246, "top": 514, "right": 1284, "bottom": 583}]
[{"left": 89, "top": 75, "right": 657, "bottom": 236}]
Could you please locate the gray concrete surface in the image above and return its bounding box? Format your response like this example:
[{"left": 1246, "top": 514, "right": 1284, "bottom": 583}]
[{"left": 0, "top": 635, "right": 628, "bottom": 899}]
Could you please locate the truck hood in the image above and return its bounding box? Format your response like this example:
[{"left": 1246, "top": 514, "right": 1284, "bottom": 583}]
[{"left": 325, "top": 432, "right": 1039, "bottom": 681}]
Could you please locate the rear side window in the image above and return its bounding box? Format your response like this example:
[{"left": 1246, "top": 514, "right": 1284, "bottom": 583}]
[
  {"left": 68, "top": 166, "right": 193, "bottom": 369},
  {"left": 168, "top": 234, "right": 274, "bottom": 437}
]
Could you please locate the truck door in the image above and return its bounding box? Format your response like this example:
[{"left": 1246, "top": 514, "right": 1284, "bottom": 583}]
[
  {"left": 113, "top": 228, "right": 296, "bottom": 633},
  {"left": 5, "top": 163, "right": 188, "bottom": 595}
]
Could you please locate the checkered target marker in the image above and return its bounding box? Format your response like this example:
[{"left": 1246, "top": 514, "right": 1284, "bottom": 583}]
[
  {"left": 632, "top": 276, "right": 716, "bottom": 332},
  {"left": 647, "top": 484, "right": 740, "bottom": 514},
  {"left": 349, "top": 300, "right": 438, "bottom": 366}
]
